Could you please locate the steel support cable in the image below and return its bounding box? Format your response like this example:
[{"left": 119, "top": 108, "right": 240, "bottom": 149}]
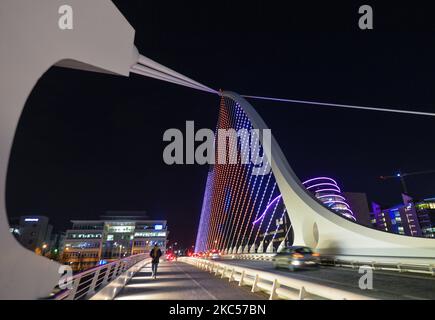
[
  {"left": 237, "top": 156, "right": 270, "bottom": 250},
  {"left": 131, "top": 64, "right": 210, "bottom": 93},
  {"left": 226, "top": 115, "right": 255, "bottom": 251},
  {"left": 196, "top": 170, "right": 214, "bottom": 251},
  {"left": 271, "top": 208, "right": 288, "bottom": 242},
  {"left": 242, "top": 94, "right": 435, "bottom": 117},
  {"left": 253, "top": 182, "right": 277, "bottom": 246},
  {"left": 137, "top": 55, "right": 218, "bottom": 94},
  {"left": 232, "top": 128, "right": 266, "bottom": 250},
  {"left": 215, "top": 101, "right": 241, "bottom": 250},
  {"left": 230, "top": 131, "right": 259, "bottom": 250},
  {"left": 205, "top": 105, "right": 225, "bottom": 250},
  {"left": 222, "top": 114, "right": 252, "bottom": 251},
  {"left": 205, "top": 102, "right": 226, "bottom": 251},
  {"left": 134, "top": 56, "right": 435, "bottom": 117},
  {"left": 219, "top": 110, "right": 247, "bottom": 251},
  {"left": 220, "top": 104, "right": 250, "bottom": 251},
  {"left": 219, "top": 106, "right": 241, "bottom": 250},
  {"left": 209, "top": 100, "right": 232, "bottom": 249},
  {"left": 282, "top": 220, "right": 293, "bottom": 242},
  {"left": 210, "top": 99, "right": 238, "bottom": 249},
  {"left": 246, "top": 171, "right": 273, "bottom": 247},
  {"left": 239, "top": 138, "right": 273, "bottom": 243},
  {"left": 242, "top": 162, "right": 268, "bottom": 238},
  {"left": 262, "top": 193, "right": 282, "bottom": 245}
]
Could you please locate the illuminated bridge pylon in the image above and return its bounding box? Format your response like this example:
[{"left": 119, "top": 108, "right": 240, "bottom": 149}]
[
  {"left": 195, "top": 92, "right": 435, "bottom": 262},
  {"left": 195, "top": 95, "right": 289, "bottom": 255}
]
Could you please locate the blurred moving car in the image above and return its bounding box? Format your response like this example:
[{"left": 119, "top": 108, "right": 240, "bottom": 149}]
[
  {"left": 209, "top": 249, "right": 221, "bottom": 260},
  {"left": 272, "top": 246, "right": 320, "bottom": 271},
  {"left": 166, "top": 253, "right": 175, "bottom": 261}
]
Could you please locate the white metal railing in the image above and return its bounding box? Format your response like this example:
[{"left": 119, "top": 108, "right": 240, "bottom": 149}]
[
  {"left": 179, "top": 257, "right": 374, "bottom": 300},
  {"left": 227, "top": 253, "right": 274, "bottom": 261},
  {"left": 53, "top": 254, "right": 150, "bottom": 300},
  {"left": 224, "top": 253, "right": 435, "bottom": 276}
]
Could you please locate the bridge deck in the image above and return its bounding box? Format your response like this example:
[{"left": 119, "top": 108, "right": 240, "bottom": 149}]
[{"left": 115, "top": 260, "right": 266, "bottom": 300}]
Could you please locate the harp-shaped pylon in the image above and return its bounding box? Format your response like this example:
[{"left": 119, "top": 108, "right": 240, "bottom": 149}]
[{"left": 195, "top": 91, "right": 435, "bottom": 263}]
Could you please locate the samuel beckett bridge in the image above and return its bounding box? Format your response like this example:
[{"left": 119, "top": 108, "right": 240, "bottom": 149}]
[{"left": 1, "top": 1, "right": 435, "bottom": 300}]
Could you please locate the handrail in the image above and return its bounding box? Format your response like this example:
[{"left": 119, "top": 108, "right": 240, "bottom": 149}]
[
  {"left": 179, "top": 257, "right": 374, "bottom": 300},
  {"left": 223, "top": 253, "right": 435, "bottom": 276},
  {"left": 52, "top": 253, "right": 150, "bottom": 300}
]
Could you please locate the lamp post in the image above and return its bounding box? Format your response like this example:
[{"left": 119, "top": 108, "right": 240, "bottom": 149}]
[
  {"left": 41, "top": 243, "right": 48, "bottom": 256},
  {"left": 78, "top": 250, "right": 83, "bottom": 271},
  {"left": 119, "top": 244, "right": 123, "bottom": 259}
]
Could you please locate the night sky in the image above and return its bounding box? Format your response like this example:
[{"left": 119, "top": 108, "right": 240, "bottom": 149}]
[{"left": 6, "top": 2, "right": 435, "bottom": 247}]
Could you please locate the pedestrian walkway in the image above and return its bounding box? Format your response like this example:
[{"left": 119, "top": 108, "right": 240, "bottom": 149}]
[{"left": 115, "top": 260, "right": 266, "bottom": 300}]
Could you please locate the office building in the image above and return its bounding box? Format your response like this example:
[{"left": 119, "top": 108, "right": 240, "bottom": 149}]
[
  {"left": 302, "top": 177, "right": 356, "bottom": 221},
  {"left": 16, "top": 215, "right": 52, "bottom": 252},
  {"left": 344, "top": 192, "right": 372, "bottom": 227},
  {"left": 415, "top": 198, "right": 435, "bottom": 238},
  {"left": 62, "top": 213, "right": 168, "bottom": 271},
  {"left": 371, "top": 196, "right": 435, "bottom": 238}
]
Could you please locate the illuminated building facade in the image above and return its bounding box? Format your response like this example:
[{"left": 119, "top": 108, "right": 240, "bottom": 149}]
[
  {"left": 63, "top": 214, "right": 168, "bottom": 271},
  {"left": 416, "top": 198, "right": 435, "bottom": 238},
  {"left": 302, "top": 177, "right": 356, "bottom": 221},
  {"left": 375, "top": 205, "right": 421, "bottom": 237},
  {"left": 16, "top": 216, "right": 53, "bottom": 252},
  {"left": 372, "top": 198, "right": 435, "bottom": 238}
]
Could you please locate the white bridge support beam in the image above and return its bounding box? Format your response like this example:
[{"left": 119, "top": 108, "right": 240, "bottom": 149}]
[
  {"left": 249, "top": 243, "right": 256, "bottom": 253},
  {"left": 249, "top": 243, "right": 257, "bottom": 254},
  {"left": 0, "top": 0, "right": 137, "bottom": 299},
  {"left": 223, "top": 91, "right": 435, "bottom": 262},
  {"left": 266, "top": 241, "right": 275, "bottom": 253},
  {"left": 277, "top": 240, "right": 286, "bottom": 253},
  {"left": 257, "top": 241, "right": 265, "bottom": 254}
]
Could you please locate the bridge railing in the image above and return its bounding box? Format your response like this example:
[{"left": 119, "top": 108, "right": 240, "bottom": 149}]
[
  {"left": 180, "top": 257, "right": 374, "bottom": 300},
  {"left": 53, "top": 254, "right": 150, "bottom": 300},
  {"left": 223, "top": 253, "right": 435, "bottom": 276}
]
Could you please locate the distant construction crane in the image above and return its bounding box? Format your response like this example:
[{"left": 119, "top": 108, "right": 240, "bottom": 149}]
[{"left": 379, "top": 169, "right": 435, "bottom": 195}]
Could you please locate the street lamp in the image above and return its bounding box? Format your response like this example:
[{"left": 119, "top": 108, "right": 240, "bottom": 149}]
[
  {"left": 119, "top": 245, "right": 123, "bottom": 258},
  {"left": 41, "top": 243, "right": 48, "bottom": 256},
  {"left": 78, "top": 250, "right": 83, "bottom": 271}
]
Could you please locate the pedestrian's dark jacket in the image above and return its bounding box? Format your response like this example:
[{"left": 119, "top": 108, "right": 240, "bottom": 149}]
[{"left": 150, "top": 247, "right": 162, "bottom": 264}]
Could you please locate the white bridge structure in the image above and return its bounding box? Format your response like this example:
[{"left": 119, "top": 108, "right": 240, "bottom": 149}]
[
  {"left": 0, "top": 0, "right": 434, "bottom": 299},
  {"left": 197, "top": 91, "right": 435, "bottom": 264}
]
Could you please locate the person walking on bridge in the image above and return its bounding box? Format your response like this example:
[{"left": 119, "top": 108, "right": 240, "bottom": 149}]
[{"left": 150, "top": 244, "right": 162, "bottom": 279}]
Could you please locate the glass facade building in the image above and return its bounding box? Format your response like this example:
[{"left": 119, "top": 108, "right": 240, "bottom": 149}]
[
  {"left": 62, "top": 215, "right": 168, "bottom": 271},
  {"left": 302, "top": 177, "right": 356, "bottom": 221},
  {"left": 372, "top": 198, "right": 435, "bottom": 238},
  {"left": 416, "top": 199, "right": 435, "bottom": 238}
]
